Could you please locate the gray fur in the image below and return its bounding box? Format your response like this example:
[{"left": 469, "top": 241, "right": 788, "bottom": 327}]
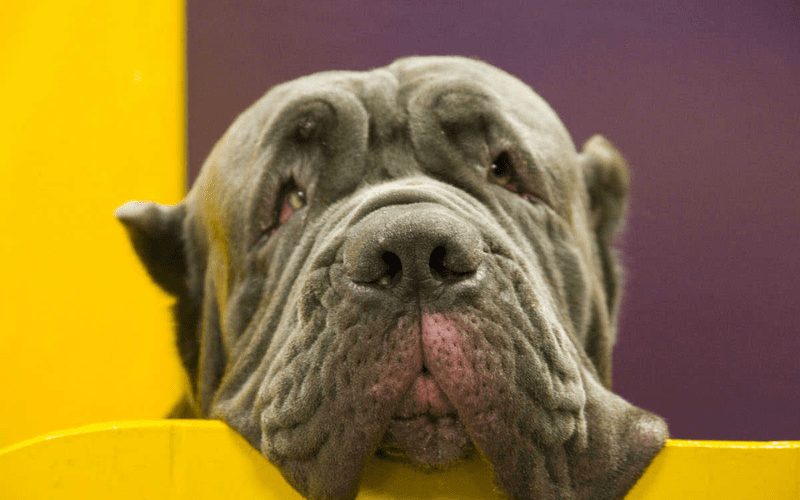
[{"left": 117, "top": 56, "right": 667, "bottom": 500}]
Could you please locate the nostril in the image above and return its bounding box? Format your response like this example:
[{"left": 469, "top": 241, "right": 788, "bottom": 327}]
[
  {"left": 429, "top": 245, "right": 475, "bottom": 282},
  {"left": 429, "top": 246, "right": 447, "bottom": 278},
  {"left": 382, "top": 252, "right": 402, "bottom": 277},
  {"left": 374, "top": 252, "right": 402, "bottom": 287}
]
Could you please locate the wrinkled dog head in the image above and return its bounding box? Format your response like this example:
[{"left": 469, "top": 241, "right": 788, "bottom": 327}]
[{"left": 117, "top": 57, "right": 667, "bottom": 500}]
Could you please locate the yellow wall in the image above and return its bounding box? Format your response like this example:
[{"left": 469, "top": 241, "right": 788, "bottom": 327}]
[
  {"left": 1, "top": 421, "right": 798, "bottom": 499},
  {"left": 0, "top": 0, "right": 186, "bottom": 447}
]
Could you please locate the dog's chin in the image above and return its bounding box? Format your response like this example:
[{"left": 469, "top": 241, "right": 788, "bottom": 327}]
[
  {"left": 375, "top": 370, "right": 476, "bottom": 467},
  {"left": 377, "top": 414, "right": 475, "bottom": 468}
]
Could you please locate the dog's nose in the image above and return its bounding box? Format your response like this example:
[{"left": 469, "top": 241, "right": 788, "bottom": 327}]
[{"left": 342, "top": 203, "right": 486, "bottom": 294}]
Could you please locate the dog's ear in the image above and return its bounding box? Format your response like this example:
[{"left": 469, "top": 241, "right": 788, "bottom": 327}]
[
  {"left": 116, "top": 201, "right": 211, "bottom": 417},
  {"left": 579, "top": 135, "right": 630, "bottom": 316},
  {"left": 115, "top": 201, "right": 187, "bottom": 296}
]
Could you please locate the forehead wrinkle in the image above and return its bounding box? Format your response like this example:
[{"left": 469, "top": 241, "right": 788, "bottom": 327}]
[
  {"left": 348, "top": 69, "right": 420, "bottom": 184},
  {"left": 354, "top": 69, "right": 405, "bottom": 144}
]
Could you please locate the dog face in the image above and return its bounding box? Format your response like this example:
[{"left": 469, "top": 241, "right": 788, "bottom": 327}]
[{"left": 117, "top": 56, "right": 667, "bottom": 500}]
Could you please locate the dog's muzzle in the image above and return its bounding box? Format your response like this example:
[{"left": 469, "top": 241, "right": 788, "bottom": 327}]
[{"left": 339, "top": 202, "right": 491, "bottom": 465}]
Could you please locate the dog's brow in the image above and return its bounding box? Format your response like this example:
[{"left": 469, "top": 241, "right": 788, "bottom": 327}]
[{"left": 257, "top": 97, "right": 338, "bottom": 153}]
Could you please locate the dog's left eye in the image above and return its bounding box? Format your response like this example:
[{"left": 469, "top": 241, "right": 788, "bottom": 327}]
[
  {"left": 489, "top": 151, "right": 519, "bottom": 192},
  {"left": 488, "top": 151, "right": 544, "bottom": 205}
]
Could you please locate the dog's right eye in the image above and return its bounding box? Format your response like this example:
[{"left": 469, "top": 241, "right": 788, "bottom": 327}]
[
  {"left": 265, "top": 183, "right": 307, "bottom": 238},
  {"left": 278, "top": 187, "right": 306, "bottom": 225}
]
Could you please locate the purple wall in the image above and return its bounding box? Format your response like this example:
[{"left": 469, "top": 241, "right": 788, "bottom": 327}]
[{"left": 187, "top": 0, "right": 800, "bottom": 441}]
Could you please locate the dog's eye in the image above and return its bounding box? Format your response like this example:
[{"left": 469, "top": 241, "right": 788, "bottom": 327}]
[
  {"left": 487, "top": 151, "right": 545, "bottom": 205},
  {"left": 287, "top": 189, "right": 306, "bottom": 211},
  {"left": 278, "top": 188, "right": 307, "bottom": 225},
  {"left": 262, "top": 181, "right": 308, "bottom": 240},
  {"left": 489, "top": 151, "right": 517, "bottom": 192}
]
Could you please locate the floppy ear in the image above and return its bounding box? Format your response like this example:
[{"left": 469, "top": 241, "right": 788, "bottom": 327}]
[
  {"left": 580, "top": 135, "right": 630, "bottom": 318},
  {"left": 116, "top": 201, "right": 222, "bottom": 418},
  {"left": 116, "top": 201, "right": 204, "bottom": 417},
  {"left": 115, "top": 201, "right": 188, "bottom": 296}
]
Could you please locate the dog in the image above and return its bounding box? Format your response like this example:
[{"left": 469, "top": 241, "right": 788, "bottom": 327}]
[{"left": 116, "top": 56, "right": 667, "bottom": 500}]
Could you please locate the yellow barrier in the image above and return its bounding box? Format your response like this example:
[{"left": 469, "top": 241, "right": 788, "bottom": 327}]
[
  {"left": 0, "top": 421, "right": 797, "bottom": 499},
  {"left": 0, "top": 0, "right": 186, "bottom": 447}
]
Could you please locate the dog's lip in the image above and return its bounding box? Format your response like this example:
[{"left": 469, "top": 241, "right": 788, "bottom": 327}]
[
  {"left": 393, "top": 371, "right": 457, "bottom": 418},
  {"left": 390, "top": 412, "right": 459, "bottom": 423}
]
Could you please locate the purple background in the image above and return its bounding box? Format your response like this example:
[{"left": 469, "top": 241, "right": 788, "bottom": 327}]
[{"left": 187, "top": 0, "right": 800, "bottom": 441}]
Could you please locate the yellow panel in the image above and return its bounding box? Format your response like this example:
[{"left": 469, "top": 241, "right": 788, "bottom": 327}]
[
  {"left": 0, "top": 422, "right": 797, "bottom": 499},
  {"left": 627, "top": 439, "right": 800, "bottom": 499},
  {"left": 0, "top": 1, "right": 186, "bottom": 447}
]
